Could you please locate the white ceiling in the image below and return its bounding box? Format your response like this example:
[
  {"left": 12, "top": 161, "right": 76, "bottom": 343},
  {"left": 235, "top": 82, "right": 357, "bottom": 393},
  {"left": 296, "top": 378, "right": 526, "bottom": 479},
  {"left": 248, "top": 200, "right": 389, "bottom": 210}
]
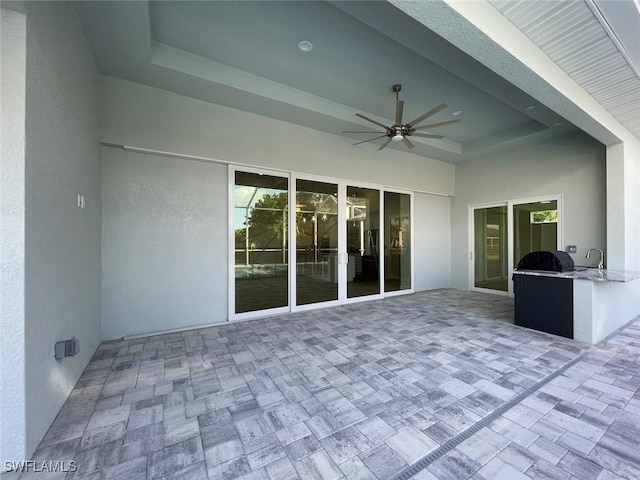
[
  {"left": 71, "top": 1, "right": 636, "bottom": 163},
  {"left": 489, "top": 0, "right": 640, "bottom": 139}
]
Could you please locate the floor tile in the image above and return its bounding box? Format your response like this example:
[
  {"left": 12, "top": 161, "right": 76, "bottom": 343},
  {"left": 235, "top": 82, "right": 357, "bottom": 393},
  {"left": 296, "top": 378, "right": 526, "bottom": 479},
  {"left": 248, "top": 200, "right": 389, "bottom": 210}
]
[
  {"left": 359, "top": 443, "right": 407, "bottom": 480},
  {"left": 24, "top": 291, "right": 640, "bottom": 480},
  {"left": 385, "top": 426, "right": 438, "bottom": 464},
  {"left": 294, "top": 450, "right": 343, "bottom": 480}
]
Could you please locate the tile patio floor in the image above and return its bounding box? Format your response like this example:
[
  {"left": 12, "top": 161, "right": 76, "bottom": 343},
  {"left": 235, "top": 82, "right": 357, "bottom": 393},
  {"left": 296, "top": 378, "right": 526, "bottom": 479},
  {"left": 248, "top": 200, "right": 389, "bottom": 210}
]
[{"left": 15, "top": 289, "right": 640, "bottom": 479}]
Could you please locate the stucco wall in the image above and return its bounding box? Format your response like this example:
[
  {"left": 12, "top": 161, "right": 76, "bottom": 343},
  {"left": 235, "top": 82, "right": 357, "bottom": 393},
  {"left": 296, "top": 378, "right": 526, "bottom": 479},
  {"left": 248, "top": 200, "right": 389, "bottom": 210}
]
[
  {"left": 391, "top": 0, "right": 639, "bottom": 274},
  {"left": 414, "top": 194, "right": 451, "bottom": 291},
  {"left": 623, "top": 140, "right": 640, "bottom": 270},
  {"left": 102, "top": 147, "right": 227, "bottom": 339},
  {"left": 99, "top": 77, "right": 454, "bottom": 338},
  {"left": 22, "top": 2, "right": 102, "bottom": 457},
  {"left": 1, "top": 7, "right": 27, "bottom": 464},
  {"left": 101, "top": 148, "right": 453, "bottom": 339},
  {"left": 451, "top": 132, "right": 606, "bottom": 290},
  {"left": 99, "top": 75, "right": 455, "bottom": 197}
]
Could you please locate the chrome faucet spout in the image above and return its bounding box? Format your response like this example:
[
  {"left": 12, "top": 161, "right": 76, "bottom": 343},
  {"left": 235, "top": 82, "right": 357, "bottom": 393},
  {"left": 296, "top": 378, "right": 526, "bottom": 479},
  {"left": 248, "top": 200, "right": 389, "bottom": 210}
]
[{"left": 586, "top": 248, "right": 604, "bottom": 270}]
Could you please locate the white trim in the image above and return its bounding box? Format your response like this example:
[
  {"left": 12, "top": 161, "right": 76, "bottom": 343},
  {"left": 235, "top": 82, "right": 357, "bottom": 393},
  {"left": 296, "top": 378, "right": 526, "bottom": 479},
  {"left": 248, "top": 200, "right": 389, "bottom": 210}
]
[
  {"left": 509, "top": 194, "right": 564, "bottom": 295},
  {"left": 291, "top": 172, "right": 342, "bottom": 311},
  {"left": 468, "top": 195, "right": 564, "bottom": 296},
  {"left": 468, "top": 202, "right": 508, "bottom": 294},
  {"left": 289, "top": 173, "right": 298, "bottom": 311},
  {"left": 585, "top": 0, "right": 640, "bottom": 80},
  {"left": 345, "top": 181, "right": 384, "bottom": 302},
  {"left": 337, "top": 180, "right": 348, "bottom": 304},
  {"left": 229, "top": 166, "right": 417, "bottom": 320},
  {"left": 228, "top": 166, "right": 235, "bottom": 320},
  {"left": 232, "top": 306, "right": 291, "bottom": 323},
  {"left": 229, "top": 165, "right": 291, "bottom": 321},
  {"left": 382, "top": 188, "right": 415, "bottom": 296}
]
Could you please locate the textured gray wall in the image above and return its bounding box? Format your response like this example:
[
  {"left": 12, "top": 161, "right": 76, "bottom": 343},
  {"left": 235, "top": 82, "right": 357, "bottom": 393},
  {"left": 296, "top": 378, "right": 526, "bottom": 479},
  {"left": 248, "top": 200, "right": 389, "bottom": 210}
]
[
  {"left": 451, "top": 132, "right": 606, "bottom": 290},
  {"left": 414, "top": 194, "right": 451, "bottom": 291},
  {"left": 102, "top": 148, "right": 452, "bottom": 339},
  {"left": 1, "top": 7, "right": 27, "bottom": 463},
  {"left": 98, "top": 75, "right": 456, "bottom": 197},
  {"left": 102, "top": 148, "right": 228, "bottom": 339},
  {"left": 22, "top": 2, "right": 102, "bottom": 456},
  {"left": 98, "top": 76, "right": 456, "bottom": 338}
]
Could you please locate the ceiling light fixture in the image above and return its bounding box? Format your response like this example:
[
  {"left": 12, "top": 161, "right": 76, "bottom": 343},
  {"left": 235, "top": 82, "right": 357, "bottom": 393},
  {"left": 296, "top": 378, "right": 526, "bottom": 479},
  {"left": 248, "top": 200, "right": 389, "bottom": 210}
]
[
  {"left": 297, "top": 40, "right": 313, "bottom": 52},
  {"left": 392, "top": 128, "right": 404, "bottom": 141},
  {"left": 452, "top": 110, "right": 463, "bottom": 116},
  {"left": 526, "top": 105, "right": 536, "bottom": 111}
]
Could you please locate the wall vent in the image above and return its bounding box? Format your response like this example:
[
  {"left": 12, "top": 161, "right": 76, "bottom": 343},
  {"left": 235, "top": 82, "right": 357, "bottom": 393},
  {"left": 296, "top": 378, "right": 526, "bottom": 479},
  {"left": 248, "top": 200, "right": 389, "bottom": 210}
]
[{"left": 54, "top": 337, "right": 80, "bottom": 359}]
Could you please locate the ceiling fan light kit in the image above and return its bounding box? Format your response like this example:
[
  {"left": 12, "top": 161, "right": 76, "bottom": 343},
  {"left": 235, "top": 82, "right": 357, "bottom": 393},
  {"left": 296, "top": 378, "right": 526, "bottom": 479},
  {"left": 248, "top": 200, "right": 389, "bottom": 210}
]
[{"left": 343, "top": 84, "right": 460, "bottom": 151}]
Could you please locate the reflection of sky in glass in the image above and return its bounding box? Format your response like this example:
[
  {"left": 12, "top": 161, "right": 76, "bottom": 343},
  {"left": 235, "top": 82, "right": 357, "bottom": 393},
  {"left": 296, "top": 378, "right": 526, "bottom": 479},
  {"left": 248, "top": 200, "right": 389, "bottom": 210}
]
[{"left": 234, "top": 186, "right": 286, "bottom": 229}]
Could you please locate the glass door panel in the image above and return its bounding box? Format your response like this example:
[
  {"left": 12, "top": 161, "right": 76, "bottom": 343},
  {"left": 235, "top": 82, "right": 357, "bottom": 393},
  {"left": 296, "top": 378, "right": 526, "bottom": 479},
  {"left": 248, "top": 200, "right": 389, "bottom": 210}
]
[
  {"left": 234, "top": 171, "right": 288, "bottom": 313},
  {"left": 346, "top": 186, "right": 380, "bottom": 298},
  {"left": 473, "top": 205, "right": 508, "bottom": 292},
  {"left": 513, "top": 200, "right": 558, "bottom": 266},
  {"left": 296, "top": 179, "right": 339, "bottom": 306},
  {"left": 384, "top": 192, "right": 411, "bottom": 292}
]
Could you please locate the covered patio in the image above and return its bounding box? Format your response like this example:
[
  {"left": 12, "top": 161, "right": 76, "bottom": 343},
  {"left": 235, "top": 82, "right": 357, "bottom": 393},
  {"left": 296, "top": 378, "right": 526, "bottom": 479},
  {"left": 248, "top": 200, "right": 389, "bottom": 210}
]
[{"left": 19, "top": 290, "right": 639, "bottom": 479}]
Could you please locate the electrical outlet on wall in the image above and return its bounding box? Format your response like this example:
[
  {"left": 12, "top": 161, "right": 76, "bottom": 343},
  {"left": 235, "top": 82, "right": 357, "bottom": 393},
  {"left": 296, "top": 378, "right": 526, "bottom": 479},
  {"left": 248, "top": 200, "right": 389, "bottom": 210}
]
[
  {"left": 566, "top": 245, "right": 577, "bottom": 253},
  {"left": 77, "top": 194, "right": 85, "bottom": 209}
]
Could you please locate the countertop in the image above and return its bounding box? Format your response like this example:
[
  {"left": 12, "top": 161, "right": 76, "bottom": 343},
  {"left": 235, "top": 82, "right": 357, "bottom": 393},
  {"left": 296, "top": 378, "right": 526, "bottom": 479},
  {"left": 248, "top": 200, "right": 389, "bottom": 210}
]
[{"left": 513, "top": 268, "right": 640, "bottom": 283}]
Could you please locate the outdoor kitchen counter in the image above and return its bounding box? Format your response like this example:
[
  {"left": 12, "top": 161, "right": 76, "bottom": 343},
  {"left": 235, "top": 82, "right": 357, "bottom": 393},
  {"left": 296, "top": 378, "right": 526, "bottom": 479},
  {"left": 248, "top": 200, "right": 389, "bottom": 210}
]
[
  {"left": 513, "top": 268, "right": 640, "bottom": 283},
  {"left": 514, "top": 269, "right": 640, "bottom": 344}
]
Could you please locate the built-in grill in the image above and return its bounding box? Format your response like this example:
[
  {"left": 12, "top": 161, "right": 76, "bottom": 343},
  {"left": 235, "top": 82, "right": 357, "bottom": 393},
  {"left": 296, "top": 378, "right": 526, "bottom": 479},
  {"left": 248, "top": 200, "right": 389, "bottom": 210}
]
[
  {"left": 516, "top": 250, "right": 575, "bottom": 272},
  {"left": 513, "top": 250, "right": 575, "bottom": 339}
]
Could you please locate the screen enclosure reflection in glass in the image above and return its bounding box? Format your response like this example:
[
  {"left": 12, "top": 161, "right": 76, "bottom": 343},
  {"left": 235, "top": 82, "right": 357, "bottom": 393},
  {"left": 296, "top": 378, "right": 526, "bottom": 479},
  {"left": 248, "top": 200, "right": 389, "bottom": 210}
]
[
  {"left": 234, "top": 171, "right": 288, "bottom": 313},
  {"left": 296, "top": 179, "right": 339, "bottom": 306}
]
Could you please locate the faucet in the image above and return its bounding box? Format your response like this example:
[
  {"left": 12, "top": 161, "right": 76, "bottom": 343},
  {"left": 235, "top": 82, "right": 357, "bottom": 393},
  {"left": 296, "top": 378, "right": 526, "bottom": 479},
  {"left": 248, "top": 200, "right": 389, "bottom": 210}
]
[{"left": 586, "top": 248, "right": 604, "bottom": 269}]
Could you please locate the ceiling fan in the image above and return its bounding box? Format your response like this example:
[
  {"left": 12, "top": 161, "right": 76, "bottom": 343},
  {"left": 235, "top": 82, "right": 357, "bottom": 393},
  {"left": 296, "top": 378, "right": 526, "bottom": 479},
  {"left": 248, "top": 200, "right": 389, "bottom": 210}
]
[{"left": 342, "top": 84, "right": 460, "bottom": 150}]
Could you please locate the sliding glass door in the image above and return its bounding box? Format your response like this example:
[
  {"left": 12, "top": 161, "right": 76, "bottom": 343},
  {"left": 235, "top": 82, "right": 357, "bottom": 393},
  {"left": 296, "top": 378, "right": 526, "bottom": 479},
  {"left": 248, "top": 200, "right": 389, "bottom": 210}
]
[
  {"left": 513, "top": 200, "right": 558, "bottom": 266},
  {"left": 384, "top": 191, "right": 412, "bottom": 293},
  {"left": 472, "top": 205, "right": 508, "bottom": 293},
  {"left": 295, "top": 179, "right": 339, "bottom": 306},
  {"left": 346, "top": 185, "right": 381, "bottom": 299},
  {"left": 470, "top": 196, "right": 562, "bottom": 296},
  {"left": 231, "top": 168, "right": 413, "bottom": 318},
  {"left": 233, "top": 170, "right": 289, "bottom": 314}
]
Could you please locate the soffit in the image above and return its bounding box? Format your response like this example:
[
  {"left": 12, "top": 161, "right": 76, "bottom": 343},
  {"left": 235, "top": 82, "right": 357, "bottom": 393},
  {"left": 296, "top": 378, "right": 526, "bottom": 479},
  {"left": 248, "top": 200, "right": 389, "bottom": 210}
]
[{"left": 488, "top": 0, "right": 640, "bottom": 140}]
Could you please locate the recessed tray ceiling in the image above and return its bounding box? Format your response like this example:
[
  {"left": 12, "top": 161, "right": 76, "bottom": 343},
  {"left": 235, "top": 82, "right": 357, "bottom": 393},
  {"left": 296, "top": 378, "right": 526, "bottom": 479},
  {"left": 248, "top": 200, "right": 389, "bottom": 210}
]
[{"left": 73, "top": 0, "right": 579, "bottom": 163}]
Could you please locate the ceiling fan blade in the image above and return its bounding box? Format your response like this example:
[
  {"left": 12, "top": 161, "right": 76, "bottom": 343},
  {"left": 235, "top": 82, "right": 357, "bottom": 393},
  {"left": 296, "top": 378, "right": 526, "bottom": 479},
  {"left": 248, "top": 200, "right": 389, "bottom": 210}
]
[
  {"left": 395, "top": 100, "right": 404, "bottom": 126},
  {"left": 353, "top": 134, "right": 388, "bottom": 146},
  {"left": 406, "top": 103, "right": 448, "bottom": 127},
  {"left": 341, "top": 130, "right": 386, "bottom": 134},
  {"left": 411, "top": 132, "right": 444, "bottom": 139},
  {"left": 378, "top": 138, "right": 392, "bottom": 151},
  {"left": 413, "top": 119, "right": 461, "bottom": 131},
  {"left": 402, "top": 137, "right": 415, "bottom": 149},
  {"left": 355, "top": 113, "right": 390, "bottom": 130}
]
